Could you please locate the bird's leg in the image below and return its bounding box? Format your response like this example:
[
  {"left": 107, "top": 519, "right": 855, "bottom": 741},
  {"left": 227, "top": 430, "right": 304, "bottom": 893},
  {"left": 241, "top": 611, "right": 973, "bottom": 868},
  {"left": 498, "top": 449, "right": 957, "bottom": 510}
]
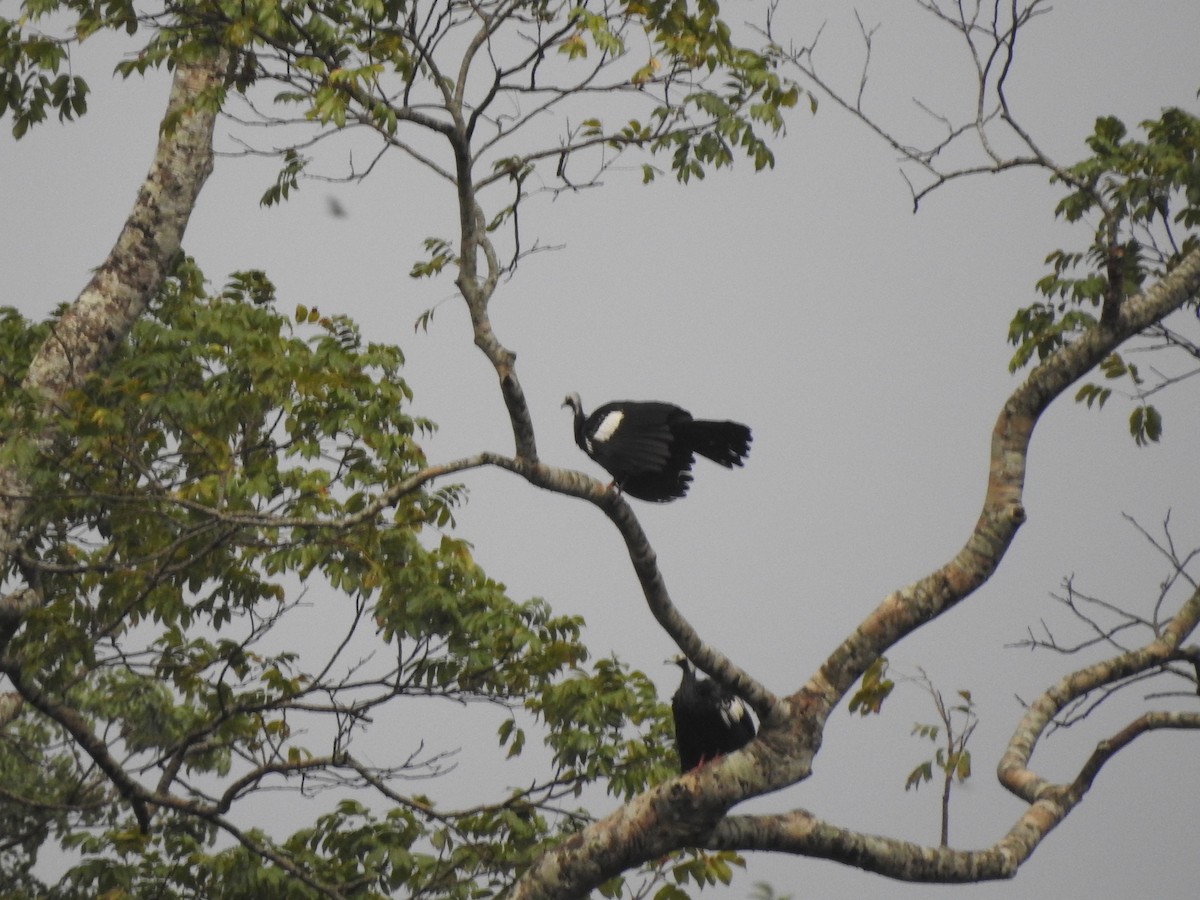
[{"left": 696, "top": 752, "right": 726, "bottom": 769}]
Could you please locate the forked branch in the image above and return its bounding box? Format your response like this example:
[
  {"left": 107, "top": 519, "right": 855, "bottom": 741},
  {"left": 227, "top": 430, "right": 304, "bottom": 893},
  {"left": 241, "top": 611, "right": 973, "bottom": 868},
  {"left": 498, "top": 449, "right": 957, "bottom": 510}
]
[{"left": 778, "top": 0, "right": 1079, "bottom": 209}]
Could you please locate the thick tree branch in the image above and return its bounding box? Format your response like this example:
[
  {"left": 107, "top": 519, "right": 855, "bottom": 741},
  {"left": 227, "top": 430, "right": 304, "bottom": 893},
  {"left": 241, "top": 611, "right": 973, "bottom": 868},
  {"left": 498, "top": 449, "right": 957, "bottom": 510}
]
[
  {"left": 512, "top": 247, "right": 1200, "bottom": 900},
  {"left": 701, "top": 673, "right": 1200, "bottom": 881},
  {"left": 511, "top": 745, "right": 793, "bottom": 900},
  {"left": 702, "top": 697, "right": 1200, "bottom": 880},
  {"left": 0, "top": 658, "right": 153, "bottom": 831},
  {"left": 0, "top": 53, "right": 227, "bottom": 608},
  {"left": 707, "top": 808, "right": 1024, "bottom": 881},
  {"left": 999, "top": 582, "right": 1200, "bottom": 803},
  {"left": 806, "top": 248, "right": 1200, "bottom": 719},
  {"left": 20, "top": 57, "right": 225, "bottom": 412},
  {"left": 1067, "top": 710, "right": 1200, "bottom": 796}
]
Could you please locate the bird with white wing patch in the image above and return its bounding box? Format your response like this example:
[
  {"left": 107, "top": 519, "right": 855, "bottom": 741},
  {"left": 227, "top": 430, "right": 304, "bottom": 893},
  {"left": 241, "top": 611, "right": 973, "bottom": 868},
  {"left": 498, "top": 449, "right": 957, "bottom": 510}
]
[{"left": 562, "top": 393, "right": 751, "bottom": 501}]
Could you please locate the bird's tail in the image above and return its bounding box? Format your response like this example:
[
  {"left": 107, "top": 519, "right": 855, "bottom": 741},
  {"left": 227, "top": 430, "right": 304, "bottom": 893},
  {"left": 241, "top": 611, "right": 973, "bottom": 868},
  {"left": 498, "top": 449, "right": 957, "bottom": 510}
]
[{"left": 679, "top": 420, "right": 752, "bottom": 468}]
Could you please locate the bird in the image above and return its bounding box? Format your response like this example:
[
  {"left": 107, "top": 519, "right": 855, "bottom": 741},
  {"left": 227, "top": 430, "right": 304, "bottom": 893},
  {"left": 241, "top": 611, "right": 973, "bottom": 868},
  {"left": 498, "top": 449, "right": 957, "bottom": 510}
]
[
  {"left": 668, "top": 655, "right": 756, "bottom": 772},
  {"left": 561, "top": 393, "right": 751, "bottom": 502}
]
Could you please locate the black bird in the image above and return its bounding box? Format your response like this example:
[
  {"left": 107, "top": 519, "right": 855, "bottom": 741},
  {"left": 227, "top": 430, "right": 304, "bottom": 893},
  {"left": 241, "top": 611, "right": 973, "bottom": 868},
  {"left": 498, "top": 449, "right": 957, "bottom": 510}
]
[
  {"left": 561, "top": 394, "right": 751, "bottom": 502},
  {"left": 668, "top": 655, "right": 756, "bottom": 772}
]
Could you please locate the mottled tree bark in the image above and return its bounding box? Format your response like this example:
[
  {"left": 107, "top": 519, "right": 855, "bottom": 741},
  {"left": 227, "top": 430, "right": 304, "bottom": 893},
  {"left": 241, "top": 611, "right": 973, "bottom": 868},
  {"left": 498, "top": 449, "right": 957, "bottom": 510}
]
[
  {"left": 509, "top": 248, "right": 1200, "bottom": 899},
  {"left": 0, "top": 52, "right": 227, "bottom": 695}
]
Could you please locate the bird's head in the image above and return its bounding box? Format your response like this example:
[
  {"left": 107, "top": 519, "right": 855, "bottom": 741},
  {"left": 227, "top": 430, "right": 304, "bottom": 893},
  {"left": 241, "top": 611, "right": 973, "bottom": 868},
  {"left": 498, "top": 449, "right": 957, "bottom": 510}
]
[
  {"left": 666, "top": 653, "right": 691, "bottom": 672},
  {"left": 562, "top": 393, "right": 582, "bottom": 415}
]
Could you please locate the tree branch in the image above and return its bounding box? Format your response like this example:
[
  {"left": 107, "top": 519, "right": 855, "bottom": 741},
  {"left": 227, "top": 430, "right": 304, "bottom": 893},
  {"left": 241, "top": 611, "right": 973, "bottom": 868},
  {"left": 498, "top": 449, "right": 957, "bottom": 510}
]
[
  {"left": 999, "top": 581, "right": 1200, "bottom": 804},
  {"left": 780, "top": 0, "right": 1080, "bottom": 210},
  {"left": 703, "top": 703, "right": 1200, "bottom": 879},
  {"left": 511, "top": 240, "right": 1200, "bottom": 898},
  {"left": 707, "top": 808, "right": 1023, "bottom": 881},
  {"left": 805, "top": 247, "right": 1200, "bottom": 720},
  {"left": 0, "top": 658, "right": 153, "bottom": 832},
  {"left": 0, "top": 52, "right": 227, "bottom": 634}
]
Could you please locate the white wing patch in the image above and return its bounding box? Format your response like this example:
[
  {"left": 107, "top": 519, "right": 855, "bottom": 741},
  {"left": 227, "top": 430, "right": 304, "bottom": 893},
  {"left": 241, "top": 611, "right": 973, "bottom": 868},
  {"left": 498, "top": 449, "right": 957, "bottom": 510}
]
[
  {"left": 592, "top": 410, "right": 624, "bottom": 444},
  {"left": 721, "top": 698, "right": 748, "bottom": 728}
]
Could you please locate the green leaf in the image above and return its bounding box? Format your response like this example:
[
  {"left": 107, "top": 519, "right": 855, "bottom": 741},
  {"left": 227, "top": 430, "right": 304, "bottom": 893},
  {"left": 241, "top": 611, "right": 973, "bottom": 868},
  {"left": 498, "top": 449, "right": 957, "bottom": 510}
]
[
  {"left": 559, "top": 32, "right": 588, "bottom": 60},
  {"left": 1074, "top": 383, "right": 1112, "bottom": 410},
  {"left": 848, "top": 657, "right": 894, "bottom": 715},
  {"left": 905, "top": 761, "right": 934, "bottom": 791},
  {"left": 955, "top": 750, "right": 972, "bottom": 781},
  {"left": 1130, "top": 404, "right": 1163, "bottom": 445}
]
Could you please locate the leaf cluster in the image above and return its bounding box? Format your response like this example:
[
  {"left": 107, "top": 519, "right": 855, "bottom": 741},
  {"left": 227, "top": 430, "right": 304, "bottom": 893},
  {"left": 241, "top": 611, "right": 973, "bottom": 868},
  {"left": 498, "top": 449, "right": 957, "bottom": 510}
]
[
  {"left": 647, "top": 849, "right": 746, "bottom": 900},
  {"left": 847, "top": 657, "right": 894, "bottom": 716},
  {"left": 12, "top": 0, "right": 800, "bottom": 208},
  {"left": 0, "top": 258, "right": 675, "bottom": 895},
  {"left": 904, "top": 688, "right": 976, "bottom": 803},
  {"left": 0, "top": 15, "right": 89, "bottom": 138},
  {"left": 1008, "top": 108, "right": 1200, "bottom": 443},
  {"left": 520, "top": 657, "right": 676, "bottom": 801}
]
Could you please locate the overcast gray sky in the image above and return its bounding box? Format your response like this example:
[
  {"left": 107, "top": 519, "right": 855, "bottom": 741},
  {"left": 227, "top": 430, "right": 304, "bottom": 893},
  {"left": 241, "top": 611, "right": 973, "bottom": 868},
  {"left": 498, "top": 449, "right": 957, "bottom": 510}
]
[{"left": 4, "top": 1, "right": 1200, "bottom": 897}]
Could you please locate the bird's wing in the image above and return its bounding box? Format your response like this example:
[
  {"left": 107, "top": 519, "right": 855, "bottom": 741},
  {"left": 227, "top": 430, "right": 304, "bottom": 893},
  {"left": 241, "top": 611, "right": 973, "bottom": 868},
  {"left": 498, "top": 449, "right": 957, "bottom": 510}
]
[
  {"left": 587, "top": 406, "right": 678, "bottom": 476},
  {"left": 719, "top": 696, "right": 750, "bottom": 729}
]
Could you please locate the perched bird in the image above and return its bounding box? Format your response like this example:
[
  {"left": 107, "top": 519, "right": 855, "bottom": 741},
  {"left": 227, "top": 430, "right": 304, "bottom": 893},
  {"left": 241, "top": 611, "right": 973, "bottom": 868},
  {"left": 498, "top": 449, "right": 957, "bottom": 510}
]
[
  {"left": 668, "top": 655, "right": 756, "bottom": 772},
  {"left": 561, "top": 393, "right": 751, "bottom": 502}
]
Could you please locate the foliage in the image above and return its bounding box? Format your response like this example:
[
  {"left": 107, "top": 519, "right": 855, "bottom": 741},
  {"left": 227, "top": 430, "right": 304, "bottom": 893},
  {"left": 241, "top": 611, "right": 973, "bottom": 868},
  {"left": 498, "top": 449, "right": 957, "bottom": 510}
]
[
  {"left": 0, "top": 16, "right": 89, "bottom": 138},
  {"left": 904, "top": 674, "right": 977, "bottom": 848},
  {"left": 8, "top": 0, "right": 800, "bottom": 283},
  {"left": 0, "top": 1, "right": 795, "bottom": 894},
  {"left": 905, "top": 692, "right": 975, "bottom": 794},
  {"left": 851, "top": 660, "right": 977, "bottom": 845},
  {"left": 6, "top": 2, "right": 1200, "bottom": 897},
  {"left": 1008, "top": 108, "right": 1200, "bottom": 442},
  {"left": 0, "top": 260, "right": 672, "bottom": 896},
  {"left": 847, "top": 656, "right": 894, "bottom": 716}
]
